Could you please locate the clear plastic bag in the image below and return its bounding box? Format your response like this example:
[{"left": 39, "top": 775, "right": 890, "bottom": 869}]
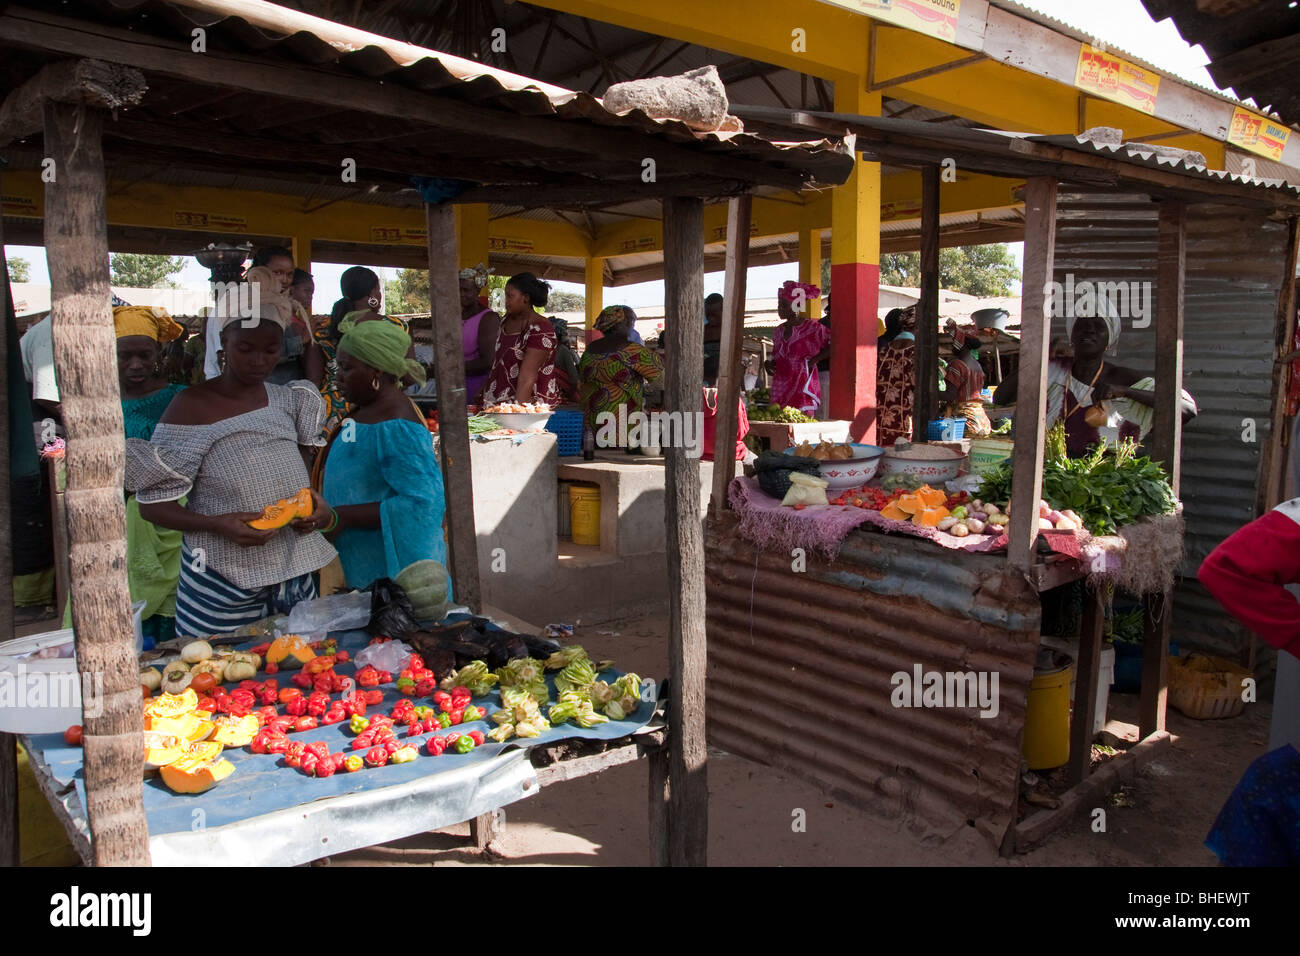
[
  {"left": 286, "top": 590, "right": 373, "bottom": 636},
  {"left": 353, "top": 639, "right": 416, "bottom": 675},
  {"left": 780, "top": 471, "right": 829, "bottom": 507}
]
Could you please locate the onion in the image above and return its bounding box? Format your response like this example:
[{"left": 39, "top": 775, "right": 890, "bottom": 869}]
[
  {"left": 937, "top": 516, "right": 958, "bottom": 531},
  {"left": 1038, "top": 517, "right": 1055, "bottom": 530},
  {"left": 1055, "top": 517, "right": 1079, "bottom": 531},
  {"left": 1046, "top": 510, "right": 1064, "bottom": 524},
  {"left": 967, "top": 518, "right": 986, "bottom": 534},
  {"left": 984, "top": 504, "right": 1001, "bottom": 516},
  {"left": 970, "top": 511, "right": 988, "bottom": 522},
  {"left": 951, "top": 522, "right": 970, "bottom": 538}
]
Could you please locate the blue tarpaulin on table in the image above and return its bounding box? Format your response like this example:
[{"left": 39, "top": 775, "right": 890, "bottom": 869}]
[{"left": 24, "top": 620, "right": 656, "bottom": 839}]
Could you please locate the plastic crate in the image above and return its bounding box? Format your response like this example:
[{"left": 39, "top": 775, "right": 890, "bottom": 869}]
[
  {"left": 926, "top": 417, "right": 966, "bottom": 441},
  {"left": 546, "top": 410, "right": 584, "bottom": 456}
]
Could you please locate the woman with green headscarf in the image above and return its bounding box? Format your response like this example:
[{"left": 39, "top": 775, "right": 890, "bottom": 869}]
[
  {"left": 578, "top": 305, "right": 664, "bottom": 443},
  {"left": 318, "top": 318, "right": 448, "bottom": 590}
]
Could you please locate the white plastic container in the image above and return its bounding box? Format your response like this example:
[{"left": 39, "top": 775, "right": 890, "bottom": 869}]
[
  {"left": 1041, "top": 635, "right": 1115, "bottom": 736},
  {"left": 0, "top": 601, "right": 147, "bottom": 734}
]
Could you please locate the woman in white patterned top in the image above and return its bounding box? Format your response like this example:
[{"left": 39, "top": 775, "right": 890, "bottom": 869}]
[{"left": 126, "top": 303, "right": 336, "bottom": 636}]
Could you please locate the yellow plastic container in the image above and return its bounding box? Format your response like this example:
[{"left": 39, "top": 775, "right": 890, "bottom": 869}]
[
  {"left": 1022, "top": 659, "right": 1073, "bottom": 770},
  {"left": 568, "top": 484, "right": 602, "bottom": 546}
]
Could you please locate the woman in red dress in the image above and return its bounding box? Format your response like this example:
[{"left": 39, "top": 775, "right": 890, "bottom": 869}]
[{"left": 479, "top": 272, "right": 561, "bottom": 406}]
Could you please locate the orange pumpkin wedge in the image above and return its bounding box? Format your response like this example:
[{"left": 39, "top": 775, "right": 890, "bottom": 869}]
[
  {"left": 144, "top": 688, "right": 198, "bottom": 720},
  {"left": 894, "top": 494, "right": 922, "bottom": 515},
  {"left": 916, "top": 486, "right": 947, "bottom": 510},
  {"left": 160, "top": 742, "right": 234, "bottom": 794},
  {"left": 880, "top": 503, "right": 909, "bottom": 521},
  {"left": 247, "top": 487, "right": 312, "bottom": 530},
  {"left": 210, "top": 714, "right": 259, "bottom": 748},
  {"left": 913, "top": 506, "right": 950, "bottom": 528},
  {"left": 265, "top": 634, "right": 315, "bottom": 669}
]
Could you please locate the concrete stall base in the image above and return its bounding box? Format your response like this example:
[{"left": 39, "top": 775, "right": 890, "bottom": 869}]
[{"left": 470, "top": 436, "right": 712, "bottom": 625}]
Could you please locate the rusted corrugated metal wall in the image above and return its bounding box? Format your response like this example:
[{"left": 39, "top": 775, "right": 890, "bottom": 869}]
[
  {"left": 706, "top": 515, "right": 1042, "bottom": 849},
  {"left": 1051, "top": 194, "right": 1290, "bottom": 655}
]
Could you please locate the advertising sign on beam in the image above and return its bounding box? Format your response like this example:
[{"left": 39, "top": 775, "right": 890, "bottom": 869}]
[
  {"left": 1074, "top": 43, "right": 1160, "bottom": 116},
  {"left": 823, "top": 0, "right": 962, "bottom": 44},
  {"left": 1226, "top": 107, "right": 1291, "bottom": 163}
]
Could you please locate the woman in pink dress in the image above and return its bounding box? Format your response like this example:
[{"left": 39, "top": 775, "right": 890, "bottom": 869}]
[
  {"left": 480, "top": 272, "right": 561, "bottom": 406},
  {"left": 764, "top": 280, "right": 830, "bottom": 415},
  {"left": 458, "top": 264, "right": 500, "bottom": 403}
]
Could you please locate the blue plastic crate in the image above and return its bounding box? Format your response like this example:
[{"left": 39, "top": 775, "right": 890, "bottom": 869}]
[
  {"left": 546, "top": 410, "right": 584, "bottom": 456},
  {"left": 926, "top": 417, "right": 965, "bottom": 441}
]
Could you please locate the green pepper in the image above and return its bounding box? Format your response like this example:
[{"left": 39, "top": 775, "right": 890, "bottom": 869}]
[
  {"left": 455, "top": 735, "right": 476, "bottom": 754},
  {"left": 437, "top": 711, "right": 452, "bottom": 729},
  {"left": 390, "top": 746, "right": 419, "bottom": 764},
  {"left": 349, "top": 715, "right": 370, "bottom": 735},
  {"left": 414, "top": 705, "right": 435, "bottom": 721},
  {"left": 343, "top": 754, "right": 364, "bottom": 773}
]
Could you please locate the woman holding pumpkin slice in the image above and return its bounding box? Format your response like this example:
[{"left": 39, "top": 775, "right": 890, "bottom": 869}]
[
  {"left": 126, "top": 302, "right": 336, "bottom": 636},
  {"left": 316, "top": 319, "right": 449, "bottom": 591}
]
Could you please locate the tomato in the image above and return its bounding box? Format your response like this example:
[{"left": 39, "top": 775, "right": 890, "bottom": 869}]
[
  {"left": 279, "top": 687, "right": 303, "bottom": 704},
  {"left": 64, "top": 725, "right": 83, "bottom": 746},
  {"left": 189, "top": 672, "right": 217, "bottom": 695}
]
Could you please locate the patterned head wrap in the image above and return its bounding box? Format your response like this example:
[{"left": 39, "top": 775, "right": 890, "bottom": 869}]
[
  {"left": 219, "top": 300, "right": 287, "bottom": 333},
  {"left": 777, "top": 280, "right": 821, "bottom": 308},
  {"left": 339, "top": 317, "right": 427, "bottom": 386},
  {"left": 113, "top": 305, "right": 182, "bottom": 343},
  {"left": 595, "top": 305, "right": 633, "bottom": 333},
  {"left": 898, "top": 306, "right": 918, "bottom": 333},
  {"left": 1065, "top": 298, "right": 1121, "bottom": 350},
  {"left": 458, "top": 262, "right": 493, "bottom": 289},
  {"left": 550, "top": 316, "right": 569, "bottom": 339}
]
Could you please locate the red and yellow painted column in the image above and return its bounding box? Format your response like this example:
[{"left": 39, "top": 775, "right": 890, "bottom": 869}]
[
  {"left": 829, "top": 82, "right": 882, "bottom": 441},
  {"left": 584, "top": 256, "right": 605, "bottom": 332}
]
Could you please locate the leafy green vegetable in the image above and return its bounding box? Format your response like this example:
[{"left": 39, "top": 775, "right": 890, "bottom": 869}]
[
  {"left": 976, "top": 423, "right": 1177, "bottom": 535},
  {"left": 468, "top": 415, "right": 502, "bottom": 434}
]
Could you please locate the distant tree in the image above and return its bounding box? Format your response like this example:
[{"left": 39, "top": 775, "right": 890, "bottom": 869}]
[
  {"left": 546, "top": 290, "right": 585, "bottom": 312},
  {"left": 6, "top": 256, "right": 30, "bottom": 281},
  {"left": 384, "top": 268, "right": 429, "bottom": 316},
  {"left": 109, "top": 253, "right": 186, "bottom": 289},
  {"left": 879, "top": 244, "right": 1019, "bottom": 296}
]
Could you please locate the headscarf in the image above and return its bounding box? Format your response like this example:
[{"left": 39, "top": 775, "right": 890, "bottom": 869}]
[
  {"left": 595, "top": 305, "right": 632, "bottom": 334},
  {"left": 550, "top": 316, "right": 570, "bottom": 340},
  {"left": 777, "top": 280, "right": 821, "bottom": 307},
  {"left": 898, "top": 306, "right": 918, "bottom": 332},
  {"left": 113, "top": 305, "right": 182, "bottom": 343},
  {"left": 243, "top": 266, "right": 295, "bottom": 326},
  {"left": 458, "top": 262, "right": 493, "bottom": 289},
  {"left": 1065, "top": 296, "right": 1121, "bottom": 351},
  {"left": 948, "top": 319, "right": 979, "bottom": 351},
  {"left": 338, "top": 317, "right": 427, "bottom": 386}
]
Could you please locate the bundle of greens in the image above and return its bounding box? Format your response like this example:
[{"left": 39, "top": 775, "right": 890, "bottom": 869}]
[
  {"left": 468, "top": 415, "right": 502, "bottom": 434},
  {"left": 976, "top": 423, "right": 1177, "bottom": 535}
]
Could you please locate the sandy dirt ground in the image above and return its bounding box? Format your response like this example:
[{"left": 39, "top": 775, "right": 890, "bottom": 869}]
[{"left": 326, "top": 610, "right": 1273, "bottom": 867}]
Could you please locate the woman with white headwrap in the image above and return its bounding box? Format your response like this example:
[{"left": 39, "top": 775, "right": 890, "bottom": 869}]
[{"left": 993, "top": 303, "right": 1197, "bottom": 459}]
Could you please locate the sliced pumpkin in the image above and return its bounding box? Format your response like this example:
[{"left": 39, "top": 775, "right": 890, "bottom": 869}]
[
  {"left": 145, "top": 711, "right": 212, "bottom": 743},
  {"left": 292, "top": 488, "right": 314, "bottom": 518},
  {"left": 913, "top": 506, "right": 950, "bottom": 528},
  {"left": 142, "top": 732, "right": 186, "bottom": 771},
  {"left": 916, "top": 486, "right": 947, "bottom": 510},
  {"left": 144, "top": 688, "right": 198, "bottom": 720},
  {"left": 248, "top": 488, "right": 311, "bottom": 530},
  {"left": 210, "top": 714, "right": 259, "bottom": 748},
  {"left": 894, "top": 494, "right": 922, "bottom": 515},
  {"left": 160, "top": 743, "right": 235, "bottom": 795},
  {"left": 880, "top": 503, "right": 909, "bottom": 521},
  {"left": 266, "top": 634, "right": 315, "bottom": 669}
]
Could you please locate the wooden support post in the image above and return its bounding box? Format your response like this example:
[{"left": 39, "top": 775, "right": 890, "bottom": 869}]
[
  {"left": 915, "top": 164, "right": 941, "bottom": 432},
  {"left": 1152, "top": 202, "right": 1186, "bottom": 494},
  {"left": 1140, "top": 591, "right": 1170, "bottom": 737},
  {"left": 0, "top": 192, "right": 17, "bottom": 866},
  {"left": 45, "top": 98, "right": 150, "bottom": 865},
  {"left": 425, "top": 203, "right": 481, "bottom": 613},
  {"left": 1068, "top": 585, "right": 1105, "bottom": 786},
  {"left": 1262, "top": 216, "right": 1300, "bottom": 511},
  {"left": 469, "top": 809, "right": 504, "bottom": 850},
  {"left": 661, "top": 196, "right": 707, "bottom": 867},
  {"left": 709, "top": 194, "right": 752, "bottom": 514},
  {"left": 648, "top": 744, "right": 670, "bottom": 867},
  {"left": 1008, "top": 178, "right": 1058, "bottom": 572}
]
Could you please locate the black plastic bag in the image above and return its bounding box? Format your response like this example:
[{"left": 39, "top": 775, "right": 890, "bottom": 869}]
[{"left": 366, "top": 577, "right": 421, "bottom": 639}]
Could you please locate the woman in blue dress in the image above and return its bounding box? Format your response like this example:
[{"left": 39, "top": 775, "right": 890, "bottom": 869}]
[{"left": 318, "top": 318, "right": 448, "bottom": 589}]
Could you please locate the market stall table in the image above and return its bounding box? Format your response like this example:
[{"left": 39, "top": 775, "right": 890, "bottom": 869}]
[
  {"left": 18, "top": 615, "right": 665, "bottom": 866},
  {"left": 746, "top": 419, "right": 851, "bottom": 453}
]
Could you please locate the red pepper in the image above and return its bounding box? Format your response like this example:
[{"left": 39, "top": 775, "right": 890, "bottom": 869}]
[
  {"left": 467, "top": 730, "right": 485, "bottom": 746},
  {"left": 314, "top": 755, "right": 336, "bottom": 778},
  {"left": 195, "top": 695, "right": 217, "bottom": 713},
  {"left": 450, "top": 686, "right": 472, "bottom": 703},
  {"left": 284, "top": 741, "right": 306, "bottom": 768},
  {"left": 332, "top": 753, "right": 347, "bottom": 771},
  {"left": 305, "top": 741, "right": 331, "bottom": 761},
  {"left": 321, "top": 708, "right": 346, "bottom": 725},
  {"left": 285, "top": 697, "right": 308, "bottom": 717},
  {"left": 382, "top": 738, "right": 401, "bottom": 755},
  {"left": 444, "top": 732, "right": 461, "bottom": 747},
  {"left": 377, "top": 670, "right": 393, "bottom": 684},
  {"left": 426, "top": 736, "right": 446, "bottom": 756},
  {"left": 365, "top": 746, "right": 388, "bottom": 768},
  {"left": 256, "top": 686, "right": 279, "bottom": 707},
  {"left": 250, "top": 642, "right": 271, "bottom": 657},
  {"left": 292, "top": 672, "right": 313, "bottom": 689},
  {"left": 408, "top": 653, "right": 425, "bottom": 672},
  {"left": 250, "top": 731, "right": 273, "bottom": 754},
  {"left": 300, "top": 752, "right": 319, "bottom": 776},
  {"left": 341, "top": 693, "right": 367, "bottom": 718},
  {"left": 433, "top": 690, "right": 451, "bottom": 707},
  {"left": 266, "top": 735, "right": 290, "bottom": 755},
  {"left": 352, "top": 733, "right": 374, "bottom": 751},
  {"left": 329, "top": 671, "right": 348, "bottom": 692},
  {"left": 368, "top": 715, "right": 394, "bottom": 730},
  {"left": 335, "top": 650, "right": 350, "bottom": 664},
  {"left": 356, "top": 666, "right": 380, "bottom": 688},
  {"left": 448, "top": 708, "right": 464, "bottom": 726},
  {"left": 266, "top": 716, "right": 294, "bottom": 735},
  {"left": 371, "top": 726, "right": 396, "bottom": 743},
  {"left": 279, "top": 687, "right": 303, "bottom": 705},
  {"left": 254, "top": 705, "right": 278, "bottom": 725},
  {"left": 237, "top": 680, "right": 261, "bottom": 692},
  {"left": 362, "top": 689, "right": 383, "bottom": 706},
  {"left": 264, "top": 662, "right": 279, "bottom": 675},
  {"left": 293, "top": 716, "right": 318, "bottom": 733},
  {"left": 306, "top": 693, "right": 329, "bottom": 718},
  {"left": 312, "top": 674, "right": 334, "bottom": 695},
  {"left": 415, "top": 678, "right": 436, "bottom": 697}
]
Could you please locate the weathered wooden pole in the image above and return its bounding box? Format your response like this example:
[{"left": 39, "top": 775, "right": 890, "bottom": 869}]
[
  {"left": 425, "top": 202, "right": 481, "bottom": 613},
  {"left": 915, "top": 164, "right": 941, "bottom": 432},
  {"left": 1007, "top": 177, "right": 1058, "bottom": 573},
  {"left": 0, "top": 176, "right": 18, "bottom": 867},
  {"left": 44, "top": 92, "right": 150, "bottom": 865},
  {"left": 708, "top": 194, "right": 753, "bottom": 512},
  {"left": 661, "top": 195, "right": 707, "bottom": 866}
]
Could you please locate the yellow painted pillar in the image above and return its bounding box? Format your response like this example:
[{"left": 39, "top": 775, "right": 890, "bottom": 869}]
[
  {"left": 584, "top": 256, "right": 605, "bottom": 330},
  {"left": 291, "top": 235, "right": 313, "bottom": 272},
  {"left": 456, "top": 203, "right": 491, "bottom": 271},
  {"left": 829, "top": 79, "right": 882, "bottom": 440},
  {"left": 798, "top": 218, "right": 823, "bottom": 320}
]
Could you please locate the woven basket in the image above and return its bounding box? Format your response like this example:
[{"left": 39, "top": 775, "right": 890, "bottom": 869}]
[{"left": 1168, "top": 654, "right": 1253, "bottom": 720}]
